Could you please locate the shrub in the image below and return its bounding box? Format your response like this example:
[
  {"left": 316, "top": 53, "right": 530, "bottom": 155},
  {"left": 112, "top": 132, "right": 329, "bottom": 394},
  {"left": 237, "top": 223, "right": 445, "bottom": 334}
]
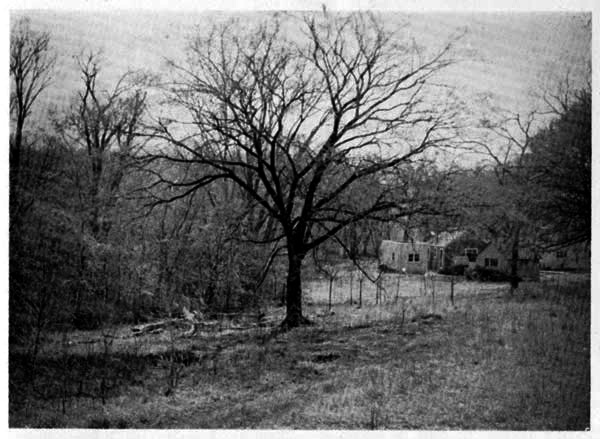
[
  {"left": 466, "top": 266, "right": 518, "bottom": 282},
  {"left": 439, "top": 264, "right": 466, "bottom": 276},
  {"left": 87, "top": 416, "right": 111, "bottom": 428}
]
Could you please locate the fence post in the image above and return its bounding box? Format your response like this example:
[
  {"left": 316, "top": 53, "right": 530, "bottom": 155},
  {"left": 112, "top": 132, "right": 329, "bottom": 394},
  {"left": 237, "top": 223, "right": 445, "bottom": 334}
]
[
  {"left": 430, "top": 274, "right": 436, "bottom": 309},
  {"left": 349, "top": 270, "right": 354, "bottom": 305},
  {"left": 450, "top": 275, "right": 455, "bottom": 306},
  {"left": 359, "top": 277, "right": 363, "bottom": 308},
  {"left": 327, "top": 276, "right": 333, "bottom": 311}
]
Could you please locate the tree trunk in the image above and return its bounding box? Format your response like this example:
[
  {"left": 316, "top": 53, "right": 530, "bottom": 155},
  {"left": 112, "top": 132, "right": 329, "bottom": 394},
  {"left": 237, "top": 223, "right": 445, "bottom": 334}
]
[
  {"left": 349, "top": 270, "right": 354, "bottom": 305},
  {"left": 328, "top": 276, "right": 333, "bottom": 312},
  {"left": 359, "top": 277, "right": 363, "bottom": 307},
  {"left": 510, "top": 226, "right": 521, "bottom": 294},
  {"left": 12, "top": 115, "right": 25, "bottom": 179},
  {"left": 281, "top": 251, "right": 310, "bottom": 329}
]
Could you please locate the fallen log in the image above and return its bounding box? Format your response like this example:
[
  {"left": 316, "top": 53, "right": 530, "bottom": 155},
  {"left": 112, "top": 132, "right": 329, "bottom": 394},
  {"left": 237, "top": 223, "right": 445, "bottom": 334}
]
[
  {"left": 132, "top": 305, "right": 201, "bottom": 337},
  {"left": 131, "top": 319, "right": 181, "bottom": 336}
]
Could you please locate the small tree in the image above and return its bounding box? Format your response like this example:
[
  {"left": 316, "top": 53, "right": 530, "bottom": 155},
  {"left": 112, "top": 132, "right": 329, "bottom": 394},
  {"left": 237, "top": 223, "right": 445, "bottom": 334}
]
[
  {"left": 466, "top": 108, "right": 545, "bottom": 292},
  {"left": 148, "top": 12, "right": 461, "bottom": 327},
  {"left": 56, "top": 52, "right": 148, "bottom": 241},
  {"left": 466, "top": 69, "right": 591, "bottom": 291},
  {"left": 10, "top": 17, "right": 56, "bottom": 178}
]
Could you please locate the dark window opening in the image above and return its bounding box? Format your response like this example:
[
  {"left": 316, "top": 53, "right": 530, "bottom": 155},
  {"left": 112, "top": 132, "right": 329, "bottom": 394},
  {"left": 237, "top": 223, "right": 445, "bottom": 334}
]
[
  {"left": 408, "top": 253, "right": 420, "bottom": 262},
  {"left": 465, "top": 248, "right": 478, "bottom": 262},
  {"left": 484, "top": 258, "right": 498, "bottom": 267}
]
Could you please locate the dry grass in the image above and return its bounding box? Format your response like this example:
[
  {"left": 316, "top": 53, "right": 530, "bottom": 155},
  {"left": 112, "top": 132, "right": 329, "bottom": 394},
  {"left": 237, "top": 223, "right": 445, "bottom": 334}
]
[
  {"left": 303, "top": 271, "right": 502, "bottom": 306},
  {"left": 9, "top": 273, "right": 589, "bottom": 429}
]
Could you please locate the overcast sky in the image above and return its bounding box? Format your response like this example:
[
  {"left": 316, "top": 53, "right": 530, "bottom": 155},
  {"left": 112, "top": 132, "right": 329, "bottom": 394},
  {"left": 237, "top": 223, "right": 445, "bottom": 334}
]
[{"left": 11, "top": 9, "right": 591, "bottom": 162}]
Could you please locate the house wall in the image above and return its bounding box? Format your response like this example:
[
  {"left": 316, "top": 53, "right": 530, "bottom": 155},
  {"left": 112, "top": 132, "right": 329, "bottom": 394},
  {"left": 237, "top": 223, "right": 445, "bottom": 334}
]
[
  {"left": 379, "top": 240, "right": 443, "bottom": 274},
  {"left": 476, "top": 244, "right": 540, "bottom": 281},
  {"left": 540, "top": 242, "right": 590, "bottom": 271},
  {"left": 443, "top": 236, "right": 488, "bottom": 269},
  {"left": 517, "top": 259, "right": 540, "bottom": 281},
  {"left": 476, "top": 245, "right": 509, "bottom": 272}
]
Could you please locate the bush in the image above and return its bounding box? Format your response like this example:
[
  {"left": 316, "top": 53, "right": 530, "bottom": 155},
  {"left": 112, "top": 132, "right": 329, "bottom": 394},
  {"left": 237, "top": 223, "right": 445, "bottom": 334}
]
[
  {"left": 465, "top": 266, "right": 519, "bottom": 282},
  {"left": 439, "top": 264, "right": 466, "bottom": 276},
  {"left": 378, "top": 264, "right": 399, "bottom": 273},
  {"left": 87, "top": 416, "right": 112, "bottom": 429},
  {"left": 71, "top": 301, "right": 117, "bottom": 330},
  {"left": 72, "top": 307, "right": 104, "bottom": 330}
]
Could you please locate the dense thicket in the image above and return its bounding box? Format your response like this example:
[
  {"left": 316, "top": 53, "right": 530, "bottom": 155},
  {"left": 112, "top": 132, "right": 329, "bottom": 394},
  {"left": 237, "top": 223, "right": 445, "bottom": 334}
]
[{"left": 526, "top": 89, "right": 591, "bottom": 249}]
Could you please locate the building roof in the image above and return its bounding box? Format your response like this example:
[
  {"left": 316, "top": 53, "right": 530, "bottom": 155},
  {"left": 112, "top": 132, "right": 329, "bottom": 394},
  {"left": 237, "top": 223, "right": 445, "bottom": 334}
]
[
  {"left": 428, "top": 231, "right": 467, "bottom": 247},
  {"left": 381, "top": 239, "right": 444, "bottom": 248}
]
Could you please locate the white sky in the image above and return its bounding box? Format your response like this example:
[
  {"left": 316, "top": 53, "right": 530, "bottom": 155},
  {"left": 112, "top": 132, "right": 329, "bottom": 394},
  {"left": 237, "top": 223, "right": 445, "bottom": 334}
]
[{"left": 13, "top": 9, "right": 590, "bottom": 122}]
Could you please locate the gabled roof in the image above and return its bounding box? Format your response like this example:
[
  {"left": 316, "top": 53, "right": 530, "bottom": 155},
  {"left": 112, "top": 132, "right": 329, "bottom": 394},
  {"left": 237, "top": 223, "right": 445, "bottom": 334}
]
[
  {"left": 429, "top": 230, "right": 467, "bottom": 247},
  {"left": 380, "top": 239, "right": 444, "bottom": 248}
]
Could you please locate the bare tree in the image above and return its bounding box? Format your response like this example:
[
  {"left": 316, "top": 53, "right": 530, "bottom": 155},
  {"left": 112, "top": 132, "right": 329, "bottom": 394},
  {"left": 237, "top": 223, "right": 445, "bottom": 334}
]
[
  {"left": 56, "top": 52, "right": 148, "bottom": 240},
  {"left": 467, "top": 63, "right": 591, "bottom": 289},
  {"left": 10, "top": 17, "right": 56, "bottom": 178},
  {"left": 146, "top": 12, "right": 460, "bottom": 327},
  {"left": 465, "top": 110, "right": 542, "bottom": 292}
]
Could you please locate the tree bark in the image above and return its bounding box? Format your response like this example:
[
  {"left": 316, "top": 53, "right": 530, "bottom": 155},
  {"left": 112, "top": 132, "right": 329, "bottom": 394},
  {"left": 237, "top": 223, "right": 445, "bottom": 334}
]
[
  {"left": 12, "top": 116, "right": 24, "bottom": 178},
  {"left": 510, "top": 226, "right": 521, "bottom": 294},
  {"left": 281, "top": 250, "right": 311, "bottom": 329}
]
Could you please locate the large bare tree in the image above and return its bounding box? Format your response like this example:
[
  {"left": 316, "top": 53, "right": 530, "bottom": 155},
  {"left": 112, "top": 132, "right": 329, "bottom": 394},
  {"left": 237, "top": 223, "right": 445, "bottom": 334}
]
[{"left": 146, "top": 12, "right": 460, "bottom": 327}]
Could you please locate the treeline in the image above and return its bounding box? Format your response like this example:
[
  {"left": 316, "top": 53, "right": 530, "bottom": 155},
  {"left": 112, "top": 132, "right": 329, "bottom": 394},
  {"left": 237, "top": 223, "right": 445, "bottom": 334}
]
[{"left": 8, "top": 23, "right": 290, "bottom": 342}]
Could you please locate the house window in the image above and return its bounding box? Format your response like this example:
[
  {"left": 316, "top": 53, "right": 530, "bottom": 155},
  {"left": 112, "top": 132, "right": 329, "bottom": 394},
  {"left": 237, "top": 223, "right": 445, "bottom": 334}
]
[
  {"left": 408, "top": 253, "right": 420, "bottom": 262},
  {"left": 465, "top": 248, "right": 478, "bottom": 262},
  {"left": 556, "top": 250, "right": 567, "bottom": 258},
  {"left": 392, "top": 252, "right": 395, "bottom": 261},
  {"left": 484, "top": 258, "right": 498, "bottom": 268}
]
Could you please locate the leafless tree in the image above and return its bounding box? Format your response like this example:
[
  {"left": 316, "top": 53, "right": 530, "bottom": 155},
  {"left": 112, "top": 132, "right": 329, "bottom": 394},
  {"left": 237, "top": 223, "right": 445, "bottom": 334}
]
[
  {"left": 56, "top": 52, "right": 148, "bottom": 240},
  {"left": 465, "top": 110, "right": 542, "bottom": 292},
  {"left": 467, "top": 59, "right": 591, "bottom": 289},
  {"left": 146, "top": 12, "right": 461, "bottom": 327},
  {"left": 10, "top": 17, "right": 56, "bottom": 178}
]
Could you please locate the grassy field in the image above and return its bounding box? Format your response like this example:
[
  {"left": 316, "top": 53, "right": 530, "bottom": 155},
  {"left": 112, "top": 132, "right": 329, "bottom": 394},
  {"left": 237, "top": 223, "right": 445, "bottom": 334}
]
[{"left": 9, "top": 273, "right": 590, "bottom": 429}]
